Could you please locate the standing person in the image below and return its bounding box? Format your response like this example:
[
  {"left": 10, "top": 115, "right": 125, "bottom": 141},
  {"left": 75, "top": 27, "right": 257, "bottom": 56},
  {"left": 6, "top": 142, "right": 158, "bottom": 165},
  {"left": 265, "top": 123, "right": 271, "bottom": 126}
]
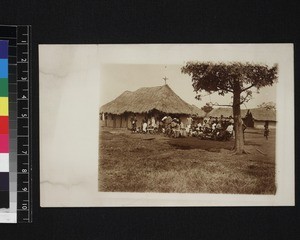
[
  {"left": 163, "top": 115, "right": 172, "bottom": 135},
  {"left": 264, "top": 121, "right": 270, "bottom": 140},
  {"left": 171, "top": 119, "right": 180, "bottom": 138},
  {"left": 158, "top": 119, "right": 163, "bottom": 133},
  {"left": 186, "top": 115, "right": 193, "bottom": 135},
  {"left": 155, "top": 117, "right": 160, "bottom": 132},
  {"left": 142, "top": 120, "right": 148, "bottom": 133},
  {"left": 161, "top": 116, "right": 167, "bottom": 133},
  {"left": 151, "top": 116, "right": 156, "bottom": 127},
  {"left": 131, "top": 115, "right": 137, "bottom": 132},
  {"left": 130, "top": 115, "right": 133, "bottom": 129},
  {"left": 147, "top": 118, "right": 151, "bottom": 127}
]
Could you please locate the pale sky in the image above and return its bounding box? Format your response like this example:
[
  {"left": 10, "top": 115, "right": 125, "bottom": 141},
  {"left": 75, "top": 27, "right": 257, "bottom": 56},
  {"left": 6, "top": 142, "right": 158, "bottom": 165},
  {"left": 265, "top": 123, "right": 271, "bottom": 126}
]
[
  {"left": 97, "top": 44, "right": 289, "bottom": 110},
  {"left": 99, "top": 63, "right": 277, "bottom": 109}
]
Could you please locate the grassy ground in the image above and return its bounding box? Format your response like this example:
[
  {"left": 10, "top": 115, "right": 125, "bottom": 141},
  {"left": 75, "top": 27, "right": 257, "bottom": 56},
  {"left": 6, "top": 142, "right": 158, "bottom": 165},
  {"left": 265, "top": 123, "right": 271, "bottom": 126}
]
[{"left": 99, "top": 127, "right": 276, "bottom": 194}]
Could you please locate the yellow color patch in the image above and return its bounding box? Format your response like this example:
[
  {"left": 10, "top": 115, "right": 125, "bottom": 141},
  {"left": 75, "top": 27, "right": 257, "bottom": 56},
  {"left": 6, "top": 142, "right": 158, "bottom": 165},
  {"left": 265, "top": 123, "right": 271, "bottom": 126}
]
[{"left": 0, "top": 97, "right": 8, "bottom": 116}]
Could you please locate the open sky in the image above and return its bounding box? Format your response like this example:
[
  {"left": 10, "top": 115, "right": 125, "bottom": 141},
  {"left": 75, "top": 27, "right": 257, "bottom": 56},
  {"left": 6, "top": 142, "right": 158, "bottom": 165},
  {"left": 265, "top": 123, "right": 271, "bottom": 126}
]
[
  {"left": 95, "top": 44, "right": 291, "bottom": 110},
  {"left": 99, "top": 63, "right": 277, "bottom": 109}
]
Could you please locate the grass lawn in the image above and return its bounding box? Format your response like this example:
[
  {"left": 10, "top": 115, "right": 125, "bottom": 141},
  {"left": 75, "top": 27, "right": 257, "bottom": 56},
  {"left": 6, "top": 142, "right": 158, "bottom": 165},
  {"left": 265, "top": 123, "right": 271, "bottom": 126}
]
[{"left": 99, "top": 127, "right": 276, "bottom": 194}]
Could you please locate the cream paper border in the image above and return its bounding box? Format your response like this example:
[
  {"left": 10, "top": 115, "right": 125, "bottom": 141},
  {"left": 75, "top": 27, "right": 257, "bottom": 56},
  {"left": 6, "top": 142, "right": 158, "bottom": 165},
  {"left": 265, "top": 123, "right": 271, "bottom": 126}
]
[{"left": 39, "top": 44, "right": 294, "bottom": 207}]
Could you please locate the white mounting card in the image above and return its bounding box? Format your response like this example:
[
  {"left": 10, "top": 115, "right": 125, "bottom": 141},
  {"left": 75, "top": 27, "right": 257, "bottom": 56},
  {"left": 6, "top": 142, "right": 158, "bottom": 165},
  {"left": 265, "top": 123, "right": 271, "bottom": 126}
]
[{"left": 39, "top": 44, "right": 294, "bottom": 207}]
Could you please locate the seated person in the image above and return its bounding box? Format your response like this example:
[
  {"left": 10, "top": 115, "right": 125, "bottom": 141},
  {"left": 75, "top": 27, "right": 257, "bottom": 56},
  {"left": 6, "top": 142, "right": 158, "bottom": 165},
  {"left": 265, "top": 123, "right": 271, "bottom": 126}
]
[
  {"left": 202, "top": 120, "right": 211, "bottom": 133},
  {"left": 211, "top": 122, "right": 217, "bottom": 131},
  {"left": 216, "top": 121, "right": 222, "bottom": 130},
  {"left": 226, "top": 123, "right": 234, "bottom": 135}
]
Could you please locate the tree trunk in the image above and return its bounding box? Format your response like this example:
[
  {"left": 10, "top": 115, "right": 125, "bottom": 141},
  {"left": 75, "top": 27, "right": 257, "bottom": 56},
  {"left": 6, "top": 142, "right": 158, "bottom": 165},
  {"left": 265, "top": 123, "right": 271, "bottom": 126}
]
[{"left": 233, "top": 90, "right": 244, "bottom": 154}]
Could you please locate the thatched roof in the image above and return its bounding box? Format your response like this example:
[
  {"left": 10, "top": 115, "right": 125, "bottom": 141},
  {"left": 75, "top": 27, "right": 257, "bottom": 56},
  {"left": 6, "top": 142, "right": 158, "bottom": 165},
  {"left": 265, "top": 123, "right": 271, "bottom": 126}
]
[
  {"left": 190, "top": 105, "right": 206, "bottom": 118},
  {"left": 100, "top": 84, "right": 199, "bottom": 115},
  {"left": 206, "top": 107, "right": 236, "bottom": 118},
  {"left": 207, "top": 107, "right": 276, "bottom": 121},
  {"left": 247, "top": 108, "right": 276, "bottom": 121}
]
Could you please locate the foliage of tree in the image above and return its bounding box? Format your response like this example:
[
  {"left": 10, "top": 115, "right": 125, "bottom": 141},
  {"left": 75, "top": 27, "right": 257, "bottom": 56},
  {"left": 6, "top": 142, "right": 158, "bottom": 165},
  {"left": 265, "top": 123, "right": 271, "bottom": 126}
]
[
  {"left": 257, "top": 101, "right": 276, "bottom": 110},
  {"left": 182, "top": 62, "right": 278, "bottom": 154},
  {"left": 201, "top": 102, "right": 213, "bottom": 113}
]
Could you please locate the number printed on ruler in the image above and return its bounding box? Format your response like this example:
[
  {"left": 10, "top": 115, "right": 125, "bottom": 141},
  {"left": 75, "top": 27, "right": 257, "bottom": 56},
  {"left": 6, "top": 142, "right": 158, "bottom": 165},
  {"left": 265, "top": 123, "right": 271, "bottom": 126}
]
[{"left": 16, "top": 25, "right": 31, "bottom": 222}]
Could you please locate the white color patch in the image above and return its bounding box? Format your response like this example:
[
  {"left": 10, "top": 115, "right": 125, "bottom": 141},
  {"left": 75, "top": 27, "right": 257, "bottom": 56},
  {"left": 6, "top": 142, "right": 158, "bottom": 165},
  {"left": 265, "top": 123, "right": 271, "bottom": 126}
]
[{"left": 0, "top": 153, "right": 9, "bottom": 172}]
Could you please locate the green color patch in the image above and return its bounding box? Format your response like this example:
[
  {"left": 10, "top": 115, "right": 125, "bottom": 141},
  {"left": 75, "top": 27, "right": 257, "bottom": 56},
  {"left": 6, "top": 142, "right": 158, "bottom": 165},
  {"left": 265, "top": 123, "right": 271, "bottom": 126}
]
[{"left": 0, "top": 78, "right": 8, "bottom": 97}]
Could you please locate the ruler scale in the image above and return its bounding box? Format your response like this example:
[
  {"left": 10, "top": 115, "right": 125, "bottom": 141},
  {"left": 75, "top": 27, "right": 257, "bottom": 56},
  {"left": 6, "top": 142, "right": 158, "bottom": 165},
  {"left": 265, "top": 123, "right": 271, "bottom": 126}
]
[
  {"left": 16, "top": 26, "right": 31, "bottom": 223},
  {"left": 0, "top": 25, "right": 31, "bottom": 223}
]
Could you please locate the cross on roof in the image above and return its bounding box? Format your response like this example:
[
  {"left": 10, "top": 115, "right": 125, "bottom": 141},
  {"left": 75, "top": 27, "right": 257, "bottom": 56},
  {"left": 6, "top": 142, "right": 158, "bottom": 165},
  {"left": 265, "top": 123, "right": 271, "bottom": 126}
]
[{"left": 163, "top": 76, "right": 168, "bottom": 85}]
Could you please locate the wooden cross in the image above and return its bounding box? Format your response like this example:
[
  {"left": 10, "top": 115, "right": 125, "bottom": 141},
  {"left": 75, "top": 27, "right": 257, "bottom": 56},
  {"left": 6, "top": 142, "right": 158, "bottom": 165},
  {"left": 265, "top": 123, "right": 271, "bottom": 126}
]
[{"left": 163, "top": 76, "right": 168, "bottom": 85}]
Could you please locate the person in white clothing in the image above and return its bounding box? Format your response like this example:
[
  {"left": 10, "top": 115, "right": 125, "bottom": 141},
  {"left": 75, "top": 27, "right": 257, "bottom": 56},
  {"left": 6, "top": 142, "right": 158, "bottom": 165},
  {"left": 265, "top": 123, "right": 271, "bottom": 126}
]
[
  {"left": 142, "top": 120, "right": 148, "bottom": 133},
  {"left": 226, "top": 123, "right": 234, "bottom": 135}
]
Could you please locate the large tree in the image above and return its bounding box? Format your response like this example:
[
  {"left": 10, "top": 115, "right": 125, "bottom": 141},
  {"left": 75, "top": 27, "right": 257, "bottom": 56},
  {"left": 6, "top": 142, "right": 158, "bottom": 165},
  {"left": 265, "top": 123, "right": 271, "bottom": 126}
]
[{"left": 181, "top": 62, "right": 278, "bottom": 154}]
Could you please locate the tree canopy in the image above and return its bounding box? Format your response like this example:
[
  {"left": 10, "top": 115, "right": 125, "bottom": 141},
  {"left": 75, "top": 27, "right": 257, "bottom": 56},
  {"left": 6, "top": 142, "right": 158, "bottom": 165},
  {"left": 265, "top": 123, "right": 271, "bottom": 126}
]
[
  {"left": 201, "top": 102, "right": 213, "bottom": 113},
  {"left": 257, "top": 101, "right": 276, "bottom": 110},
  {"left": 181, "top": 62, "right": 278, "bottom": 105}
]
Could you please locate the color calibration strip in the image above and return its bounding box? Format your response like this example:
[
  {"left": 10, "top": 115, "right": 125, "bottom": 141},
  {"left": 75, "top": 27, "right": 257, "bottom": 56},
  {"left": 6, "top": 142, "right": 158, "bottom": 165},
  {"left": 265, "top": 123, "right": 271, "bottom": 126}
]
[
  {"left": 0, "top": 40, "right": 9, "bottom": 210},
  {"left": 0, "top": 25, "right": 31, "bottom": 223}
]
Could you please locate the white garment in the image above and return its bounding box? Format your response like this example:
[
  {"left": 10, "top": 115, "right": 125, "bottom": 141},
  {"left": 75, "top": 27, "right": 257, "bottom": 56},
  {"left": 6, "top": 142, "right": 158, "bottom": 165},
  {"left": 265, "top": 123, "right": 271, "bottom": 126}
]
[
  {"left": 143, "top": 122, "right": 148, "bottom": 132},
  {"left": 186, "top": 124, "right": 191, "bottom": 133},
  {"left": 226, "top": 125, "right": 234, "bottom": 134},
  {"left": 151, "top": 117, "right": 155, "bottom": 127}
]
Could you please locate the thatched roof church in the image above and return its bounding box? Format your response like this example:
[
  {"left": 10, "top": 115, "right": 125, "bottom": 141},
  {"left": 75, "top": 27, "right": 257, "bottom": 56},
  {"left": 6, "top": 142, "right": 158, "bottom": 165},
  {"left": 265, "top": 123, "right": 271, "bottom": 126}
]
[
  {"left": 100, "top": 85, "right": 205, "bottom": 128},
  {"left": 101, "top": 84, "right": 204, "bottom": 116}
]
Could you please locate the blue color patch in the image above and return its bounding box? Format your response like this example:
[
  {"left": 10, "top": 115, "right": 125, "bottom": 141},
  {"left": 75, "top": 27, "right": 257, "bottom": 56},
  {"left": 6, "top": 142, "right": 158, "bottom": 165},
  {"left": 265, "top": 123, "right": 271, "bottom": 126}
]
[
  {"left": 0, "top": 40, "right": 8, "bottom": 59},
  {"left": 0, "top": 59, "right": 8, "bottom": 78}
]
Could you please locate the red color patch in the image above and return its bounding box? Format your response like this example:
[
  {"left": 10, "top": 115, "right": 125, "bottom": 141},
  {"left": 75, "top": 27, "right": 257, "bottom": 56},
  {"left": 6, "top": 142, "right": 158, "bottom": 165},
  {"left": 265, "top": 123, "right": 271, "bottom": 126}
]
[
  {"left": 0, "top": 116, "right": 8, "bottom": 134},
  {"left": 0, "top": 134, "right": 9, "bottom": 152}
]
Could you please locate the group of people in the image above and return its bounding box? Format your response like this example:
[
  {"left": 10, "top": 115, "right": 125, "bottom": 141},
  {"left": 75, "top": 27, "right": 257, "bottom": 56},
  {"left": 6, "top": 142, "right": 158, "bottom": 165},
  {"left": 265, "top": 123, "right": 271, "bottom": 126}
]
[
  {"left": 131, "top": 116, "right": 160, "bottom": 134},
  {"left": 130, "top": 114, "right": 236, "bottom": 140},
  {"left": 194, "top": 116, "right": 235, "bottom": 140},
  {"left": 201, "top": 116, "right": 234, "bottom": 133},
  {"left": 130, "top": 114, "right": 271, "bottom": 141},
  {"left": 161, "top": 116, "right": 183, "bottom": 138},
  {"left": 161, "top": 115, "right": 236, "bottom": 140}
]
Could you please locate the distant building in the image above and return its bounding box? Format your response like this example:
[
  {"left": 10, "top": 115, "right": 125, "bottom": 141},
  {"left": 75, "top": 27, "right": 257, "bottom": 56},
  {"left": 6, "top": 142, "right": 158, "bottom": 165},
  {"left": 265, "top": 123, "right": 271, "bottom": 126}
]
[
  {"left": 243, "top": 108, "right": 276, "bottom": 129},
  {"left": 206, "top": 107, "right": 235, "bottom": 119},
  {"left": 207, "top": 107, "right": 276, "bottom": 129}
]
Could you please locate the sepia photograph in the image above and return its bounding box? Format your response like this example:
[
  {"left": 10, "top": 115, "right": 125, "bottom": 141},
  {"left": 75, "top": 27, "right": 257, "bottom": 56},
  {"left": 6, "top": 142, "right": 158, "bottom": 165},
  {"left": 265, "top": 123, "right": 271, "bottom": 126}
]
[
  {"left": 98, "top": 62, "right": 277, "bottom": 194},
  {"left": 39, "top": 44, "right": 294, "bottom": 207}
]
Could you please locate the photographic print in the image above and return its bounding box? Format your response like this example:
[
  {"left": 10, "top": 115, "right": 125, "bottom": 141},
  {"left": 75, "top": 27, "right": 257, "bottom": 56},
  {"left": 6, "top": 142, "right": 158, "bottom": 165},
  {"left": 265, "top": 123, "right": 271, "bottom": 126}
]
[
  {"left": 39, "top": 44, "right": 294, "bottom": 206},
  {"left": 98, "top": 63, "right": 277, "bottom": 194}
]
